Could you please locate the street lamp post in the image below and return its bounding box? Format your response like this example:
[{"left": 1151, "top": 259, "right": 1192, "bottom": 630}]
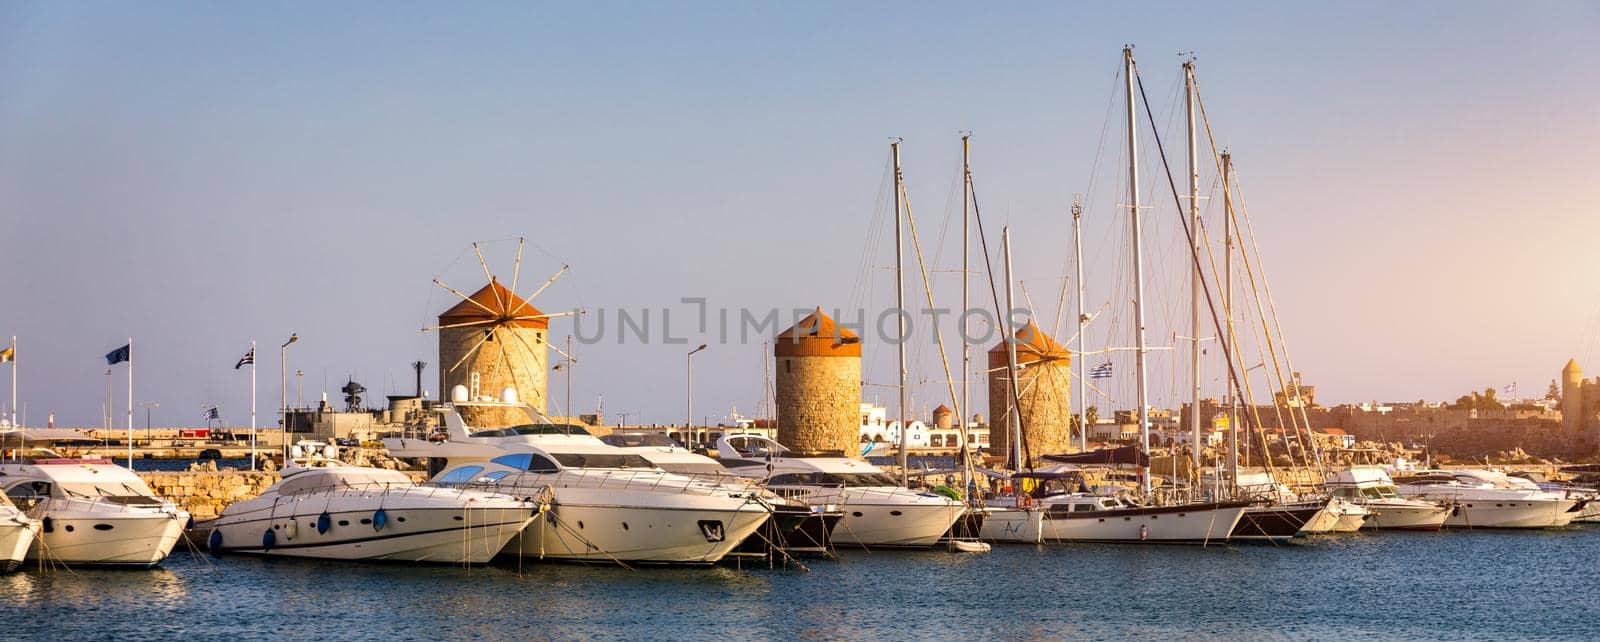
[
  {"left": 281, "top": 333, "right": 298, "bottom": 462},
  {"left": 687, "top": 344, "right": 707, "bottom": 448},
  {"left": 140, "top": 401, "right": 159, "bottom": 448}
]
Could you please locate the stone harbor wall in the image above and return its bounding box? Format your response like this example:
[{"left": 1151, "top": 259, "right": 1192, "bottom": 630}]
[
  {"left": 140, "top": 469, "right": 429, "bottom": 521},
  {"left": 140, "top": 471, "right": 280, "bottom": 521}
]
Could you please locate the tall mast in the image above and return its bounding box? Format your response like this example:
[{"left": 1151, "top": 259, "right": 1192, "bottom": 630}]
[
  {"left": 1185, "top": 59, "right": 1202, "bottom": 481},
  {"left": 1072, "top": 196, "right": 1087, "bottom": 452},
  {"left": 1123, "top": 47, "right": 1152, "bottom": 496},
  {"left": 893, "top": 139, "right": 910, "bottom": 482},
  {"left": 961, "top": 133, "right": 971, "bottom": 452},
  {"left": 1002, "top": 228, "right": 1024, "bottom": 471},
  {"left": 1223, "top": 151, "right": 1239, "bottom": 489}
]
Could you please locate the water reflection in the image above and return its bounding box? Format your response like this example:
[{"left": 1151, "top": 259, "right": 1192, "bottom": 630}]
[{"left": 0, "top": 528, "right": 1594, "bottom": 640}]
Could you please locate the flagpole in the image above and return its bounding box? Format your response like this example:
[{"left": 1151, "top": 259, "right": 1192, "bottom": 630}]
[
  {"left": 250, "top": 340, "right": 257, "bottom": 471},
  {"left": 10, "top": 335, "right": 16, "bottom": 430},
  {"left": 126, "top": 336, "right": 134, "bottom": 472}
]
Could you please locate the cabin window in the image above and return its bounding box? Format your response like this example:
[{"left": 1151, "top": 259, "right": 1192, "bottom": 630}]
[
  {"left": 1073, "top": 504, "right": 1093, "bottom": 512},
  {"left": 438, "top": 466, "right": 485, "bottom": 485},
  {"left": 491, "top": 454, "right": 532, "bottom": 470}
]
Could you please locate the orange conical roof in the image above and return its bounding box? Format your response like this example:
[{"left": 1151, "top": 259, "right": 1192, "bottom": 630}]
[
  {"left": 775, "top": 307, "right": 861, "bottom": 358},
  {"left": 933, "top": 404, "right": 953, "bottom": 416},
  {"left": 438, "top": 278, "right": 548, "bottom": 329},
  {"left": 988, "top": 321, "right": 1069, "bottom": 367}
]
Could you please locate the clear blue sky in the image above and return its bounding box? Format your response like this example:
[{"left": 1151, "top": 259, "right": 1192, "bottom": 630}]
[{"left": 4, "top": 2, "right": 1599, "bottom": 428}]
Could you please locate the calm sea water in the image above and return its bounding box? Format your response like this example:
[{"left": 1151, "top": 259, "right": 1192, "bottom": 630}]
[{"left": 2, "top": 527, "right": 1596, "bottom": 640}]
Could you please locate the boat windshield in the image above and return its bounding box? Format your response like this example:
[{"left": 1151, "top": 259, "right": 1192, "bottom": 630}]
[
  {"left": 548, "top": 453, "right": 656, "bottom": 470},
  {"left": 767, "top": 472, "right": 902, "bottom": 488},
  {"left": 472, "top": 423, "right": 592, "bottom": 437},
  {"left": 600, "top": 433, "right": 680, "bottom": 448}
]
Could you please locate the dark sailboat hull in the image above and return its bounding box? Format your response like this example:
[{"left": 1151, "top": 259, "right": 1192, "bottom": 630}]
[{"left": 1231, "top": 501, "right": 1325, "bottom": 544}]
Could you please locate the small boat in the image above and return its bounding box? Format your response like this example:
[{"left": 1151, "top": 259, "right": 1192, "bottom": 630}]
[
  {"left": 0, "top": 456, "right": 188, "bottom": 567},
  {"left": 1327, "top": 466, "right": 1450, "bottom": 531},
  {"left": 1395, "top": 469, "right": 1579, "bottom": 529},
  {"left": 717, "top": 434, "right": 965, "bottom": 548},
  {"left": 202, "top": 458, "right": 534, "bottom": 564}
]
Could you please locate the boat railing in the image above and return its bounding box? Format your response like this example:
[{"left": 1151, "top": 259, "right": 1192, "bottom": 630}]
[{"left": 434, "top": 469, "right": 769, "bottom": 500}]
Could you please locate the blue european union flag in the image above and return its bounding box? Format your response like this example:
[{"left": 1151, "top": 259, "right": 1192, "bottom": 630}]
[{"left": 105, "top": 344, "right": 130, "bottom": 365}]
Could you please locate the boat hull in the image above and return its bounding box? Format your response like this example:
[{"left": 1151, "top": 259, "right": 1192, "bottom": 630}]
[
  {"left": 1231, "top": 502, "right": 1324, "bottom": 543},
  {"left": 0, "top": 516, "right": 36, "bottom": 572},
  {"left": 207, "top": 504, "right": 532, "bottom": 564},
  {"left": 509, "top": 488, "right": 771, "bottom": 565},
  {"left": 985, "top": 502, "right": 1250, "bottom": 544},
  {"left": 1359, "top": 500, "right": 1450, "bottom": 531},
  {"left": 28, "top": 513, "right": 186, "bottom": 567},
  {"left": 978, "top": 508, "right": 1046, "bottom": 543},
  {"left": 830, "top": 500, "right": 966, "bottom": 548},
  {"left": 730, "top": 504, "right": 839, "bottom": 560},
  {"left": 1440, "top": 498, "right": 1579, "bottom": 529},
  {"left": 1331, "top": 509, "right": 1369, "bottom": 532}
]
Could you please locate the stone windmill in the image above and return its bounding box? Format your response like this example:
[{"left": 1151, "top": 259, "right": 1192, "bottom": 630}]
[{"left": 425, "top": 239, "right": 573, "bottom": 428}]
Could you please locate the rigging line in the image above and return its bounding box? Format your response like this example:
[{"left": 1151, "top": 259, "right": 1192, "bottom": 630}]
[
  {"left": 968, "top": 174, "right": 1033, "bottom": 470},
  {"left": 1228, "top": 170, "right": 1323, "bottom": 471},
  {"left": 1054, "top": 59, "right": 1126, "bottom": 342},
  {"left": 898, "top": 177, "right": 973, "bottom": 471},
  {"left": 1131, "top": 65, "right": 1258, "bottom": 475}
]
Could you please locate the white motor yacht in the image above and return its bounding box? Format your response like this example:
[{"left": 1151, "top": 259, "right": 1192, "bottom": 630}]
[
  {"left": 1327, "top": 466, "right": 1450, "bottom": 531},
  {"left": 385, "top": 402, "right": 773, "bottom": 566},
  {"left": 0, "top": 456, "right": 188, "bottom": 567},
  {"left": 1395, "top": 469, "right": 1579, "bottom": 529},
  {"left": 1508, "top": 471, "right": 1599, "bottom": 523},
  {"left": 1, "top": 494, "right": 38, "bottom": 572},
  {"left": 599, "top": 431, "right": 841, "bottom": 556},
  {"left": 202, "top": 460, "right": 533, "bottom": 564},
  {"left": 979, "top": 471, "right": 1249, "bottom": 544},
  {"left": 715, "top": 434, "right": 964, "bottom": 548}
]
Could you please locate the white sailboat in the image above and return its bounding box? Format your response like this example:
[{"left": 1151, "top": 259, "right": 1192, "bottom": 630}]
[{"left": 986, "top": 48, "right": 1251, "bottom": 545}]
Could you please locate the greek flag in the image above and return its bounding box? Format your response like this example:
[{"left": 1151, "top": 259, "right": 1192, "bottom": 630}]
[
  {"left": 202, "top": 406, "right": 219, "bottom": 421},
  {"left": 1090, "top": 361, "right": 1113, "bottom": 379},
  {"left": 105, "top": 344, "right": 130, "bottom": 365},
  {"left": 235, "top": 347, "right": 255, "bottom": 370}
]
